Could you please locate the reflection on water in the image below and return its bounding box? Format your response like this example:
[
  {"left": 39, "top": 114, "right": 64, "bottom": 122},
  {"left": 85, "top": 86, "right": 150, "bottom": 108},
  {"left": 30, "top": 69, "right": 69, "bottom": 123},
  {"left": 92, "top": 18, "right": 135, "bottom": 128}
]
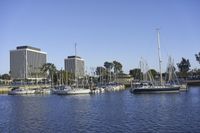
[{"left": 0, "top": 86, "right": 200, "bottom": 133}]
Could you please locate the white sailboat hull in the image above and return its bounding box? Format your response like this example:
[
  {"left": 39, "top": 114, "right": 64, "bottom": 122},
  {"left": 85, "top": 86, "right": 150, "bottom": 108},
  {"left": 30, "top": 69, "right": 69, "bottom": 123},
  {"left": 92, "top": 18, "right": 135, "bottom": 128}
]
[
  {"left": 67, "top": 88, "right": 91, "bottom": 95},
  {"left": 8, "top": 88, "right": 35, "bottom": 95},
  {"left": 53, "top": 86, "right": 72, "bottom": 95}
]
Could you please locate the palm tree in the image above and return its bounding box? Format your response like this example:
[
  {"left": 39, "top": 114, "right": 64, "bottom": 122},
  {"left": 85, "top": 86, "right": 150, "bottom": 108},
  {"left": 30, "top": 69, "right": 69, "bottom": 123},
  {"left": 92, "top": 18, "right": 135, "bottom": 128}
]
[
  {"left": 129, "top": 68, "right": 142, "bottom": 80},
  {"left": 113, "top": 61, "right": 123, "bottom": 80},
  {"left": 195, "top": 52, "right": 200, "bottom": 64},
  {"left": 41, "top": 63, "right": 57, "bottom": 86},
  {"left": 104, "top": 62, "right": 114, "bottom": 82},
  {"left": 96, "top": 66, "right": 106, "bottom": 84},
  {"left": 177, "top": 58, "right": 191, "bottom": 79}
]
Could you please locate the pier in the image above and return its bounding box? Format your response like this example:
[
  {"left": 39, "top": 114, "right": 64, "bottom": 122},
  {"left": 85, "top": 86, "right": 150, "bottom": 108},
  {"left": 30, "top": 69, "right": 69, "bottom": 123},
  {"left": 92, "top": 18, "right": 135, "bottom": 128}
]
[{"left": 187, "top": 80, "right": 200, "bottom": 86}]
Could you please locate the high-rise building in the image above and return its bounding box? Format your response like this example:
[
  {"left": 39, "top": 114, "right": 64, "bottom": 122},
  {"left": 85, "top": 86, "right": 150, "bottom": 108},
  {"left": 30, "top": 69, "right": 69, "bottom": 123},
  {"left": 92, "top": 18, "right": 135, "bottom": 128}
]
[
  {"left": 64, "top": 56, "right": 85, "bottom": 78},
  {"left": 10, "top": 46, "right": 47, "bottom": 80}
]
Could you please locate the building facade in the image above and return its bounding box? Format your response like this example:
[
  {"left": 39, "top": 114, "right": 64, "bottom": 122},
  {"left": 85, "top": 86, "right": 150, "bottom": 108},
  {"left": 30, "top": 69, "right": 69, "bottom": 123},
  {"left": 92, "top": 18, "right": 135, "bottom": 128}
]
[
  {"left": 10, "top": 46, "right": 47, "bottom": 80},
  {"left": 64, "top": 56, "right": 85, "bottom": 78}
]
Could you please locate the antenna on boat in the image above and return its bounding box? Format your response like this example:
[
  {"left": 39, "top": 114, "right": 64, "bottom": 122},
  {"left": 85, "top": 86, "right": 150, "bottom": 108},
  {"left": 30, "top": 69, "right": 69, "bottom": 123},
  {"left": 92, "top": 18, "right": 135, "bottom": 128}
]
[{"left": 156, "top": 28, "right": 163, "bottom": 85}]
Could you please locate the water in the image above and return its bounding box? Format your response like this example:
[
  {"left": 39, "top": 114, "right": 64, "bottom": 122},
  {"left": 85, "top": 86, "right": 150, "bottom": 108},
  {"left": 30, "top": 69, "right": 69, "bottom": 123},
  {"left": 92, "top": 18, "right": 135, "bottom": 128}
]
[{"left": 0, "top": 86, "right": 200, "bottom": 133}]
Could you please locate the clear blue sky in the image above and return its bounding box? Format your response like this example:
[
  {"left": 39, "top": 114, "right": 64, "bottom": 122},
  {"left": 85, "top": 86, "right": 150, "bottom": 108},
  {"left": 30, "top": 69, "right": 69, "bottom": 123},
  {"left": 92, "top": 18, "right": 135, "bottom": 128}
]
[{"left": 0, "top": 0, "right": 200, "bottom": 74}]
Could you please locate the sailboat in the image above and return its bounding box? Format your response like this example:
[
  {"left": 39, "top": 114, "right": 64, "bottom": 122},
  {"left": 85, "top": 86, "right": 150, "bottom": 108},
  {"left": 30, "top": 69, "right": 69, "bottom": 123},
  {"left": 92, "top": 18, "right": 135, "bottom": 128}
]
[
  {"left": 9, "top": 61, "right": 36, "bottom": 95},
  {"left": 53, "top": 85, "right": 72, "bottom": 95},
  {"left": 130, "top": 29, "right": 180, "bottom": 94},
  {"left": 66, "top": 70, "right": 91, "bottom": 95},
  {"left": 53, "top": 69, "right": 72, "bottom": 95},
  {"left": 165, "top": 56, "right": 187, "bottom": 91},
  {"left": 66, "top": 73, "right": 91, "bottom": 95},
  {"left": 66, "top": 88, "right": 91, "bottom": 95},
  {"left": 8, "top": 87, "right": 36, "bottom": 95},
  {"left": 66, "top": 43, "right": 91, "bottom": 95}
]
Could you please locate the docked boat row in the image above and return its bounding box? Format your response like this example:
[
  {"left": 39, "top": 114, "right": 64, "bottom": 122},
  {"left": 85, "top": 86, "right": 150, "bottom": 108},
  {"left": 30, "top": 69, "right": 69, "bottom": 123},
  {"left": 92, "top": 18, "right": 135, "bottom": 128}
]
[
  {"left": 91, "top": 83, "right": 125, "bottom": 94},
  {"left": 102, "top": 83, "right": 125, "bottom": 92},
  {"left": 34, "top": 87, "right": 52, "bottom": 94},
  {"left": 52, "top": 83, "right": 125, "bottom": 95},
  {"left": 8, "top": 83, "right": 126, "bottom": 95}
]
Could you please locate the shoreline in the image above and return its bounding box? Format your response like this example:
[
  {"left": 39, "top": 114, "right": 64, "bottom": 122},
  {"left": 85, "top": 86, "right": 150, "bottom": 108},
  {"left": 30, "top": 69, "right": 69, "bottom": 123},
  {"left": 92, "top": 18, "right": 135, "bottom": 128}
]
[
  {"left": 0, "top": 85, "right": 51, "bottom": 94},
  {"left": 187, "top": 80, "right": 200, "bottom": 86}
]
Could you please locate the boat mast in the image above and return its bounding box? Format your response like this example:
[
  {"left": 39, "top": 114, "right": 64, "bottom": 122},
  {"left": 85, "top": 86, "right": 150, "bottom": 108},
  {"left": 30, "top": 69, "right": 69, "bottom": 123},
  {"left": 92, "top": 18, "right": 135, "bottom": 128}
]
[
  {"left": 139, "top": 57, "right": 142, "bottom": 81},
  {"left": 156, "top": 29, "right": 163, "bottom": 85},
  {"left": 75, "top": 43, "right": 77, "bottom": 57},
  {"left": 61, "top": 67, "right": 63, "bottom": 85},
  {"left": 75, "top": 43, "right": 77, "bottom": 79},
  {"left": 74, "top": 43, "right": 78, "bottom": 88},
  {"left": 25, "top": 50, "right": 27, "bottom": 80}
]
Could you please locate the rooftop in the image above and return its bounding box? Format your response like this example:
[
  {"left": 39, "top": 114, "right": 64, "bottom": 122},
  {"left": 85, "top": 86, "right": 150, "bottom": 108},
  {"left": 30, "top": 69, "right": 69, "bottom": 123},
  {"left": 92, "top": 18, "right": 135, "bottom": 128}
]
[
  {"left": 67, "top": 56, "right": 82, "bottom": 59},
  {"left": 16, "top": 46, "right": 41, "bottom": 51}
]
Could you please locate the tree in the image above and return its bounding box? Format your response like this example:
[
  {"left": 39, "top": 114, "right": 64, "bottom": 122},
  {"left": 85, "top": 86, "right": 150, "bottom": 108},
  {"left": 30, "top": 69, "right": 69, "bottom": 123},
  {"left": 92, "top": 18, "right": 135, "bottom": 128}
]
[
  {"left": 53, "top": 71, "right": 59, "bottom": 85},
  {"left": 1, "top": 74, "right": 11, "bottom": 80},
  {"left": 55, "top": 70, "right": 75, "bottom": 85},
  {"left": 129, "top": 68, "right": 142, "bottom": 80},
  {"left": 67, "top": 71, "right": 75, "bottom": 85},
  {"left": 177, "top": 58, "right": 191, "bottom": 79},
  {"left": 96, "top": 66, "right": 106, "bottom": 76},
  {"left": 195, "top": 52, "right": 200, "bottom": 64},
  {"left": 96, "top": 66, "right": 106, "bottom": 83},
  {"left": 113, "top": 61, "right": 123, "bottom": 75},
  {"left": 41, "top": 63, "right": 57, "bottom": 86},
  {"left": 104, "top": 61, "right": 114, "bottom": 82},
  {"left": 104, "top": 62, "right": 114, "bottom": 71},
  {"left": 148, "top": 69, "right": 158, "bottom": 79},
  {"left": 62, "top": 70, "right": 68, "bottom": 85},
  {"left": 188, "top": 68, "right": 200, "bottom": 79}
]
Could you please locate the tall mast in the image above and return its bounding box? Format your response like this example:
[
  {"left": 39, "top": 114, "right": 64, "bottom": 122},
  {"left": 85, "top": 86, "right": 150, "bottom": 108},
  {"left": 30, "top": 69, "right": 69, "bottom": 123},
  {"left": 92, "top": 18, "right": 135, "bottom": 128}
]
[
  {"left": 25, "top": 50, "right": 27, "bottom": 80},
  {"left": 156, "top": 29, "right": 163, "bottom": 85},
  {"left": 139, "top": 57, "right": 142, "bottom": 81},
  {"left": 61, "top": 67, "right": 63, "bottom": 85},
  {"left": 75, "top": 43, "right": 77, "bottom": 56},
  {"left": 74, "top": 43, "right": 77, "bottom": 87}
]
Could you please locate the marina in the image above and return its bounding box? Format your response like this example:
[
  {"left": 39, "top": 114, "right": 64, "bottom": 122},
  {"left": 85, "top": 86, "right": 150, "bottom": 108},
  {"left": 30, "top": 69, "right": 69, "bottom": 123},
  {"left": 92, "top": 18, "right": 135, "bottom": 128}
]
[
  {"left": 0, "top": 0, "right": 200, "bottom": 132},
  {"left": 1, "top": 82, "right": 127, "bottom": 96},
  {"left": 0, "top": 86, "right": 200, "bottom": 132}
]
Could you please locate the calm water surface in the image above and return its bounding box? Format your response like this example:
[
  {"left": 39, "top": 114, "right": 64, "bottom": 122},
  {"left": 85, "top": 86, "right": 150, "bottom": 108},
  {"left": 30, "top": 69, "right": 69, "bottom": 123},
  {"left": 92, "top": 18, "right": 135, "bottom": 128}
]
[{"left": 0, "top": 86, "right": 200, "bottom": 133}]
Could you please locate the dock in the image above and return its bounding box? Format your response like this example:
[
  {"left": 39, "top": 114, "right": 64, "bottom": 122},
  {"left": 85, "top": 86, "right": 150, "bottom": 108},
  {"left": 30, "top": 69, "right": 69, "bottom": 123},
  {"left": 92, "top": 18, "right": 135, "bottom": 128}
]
[
  {"left": 187, "top": 80, "right": 200, "bottom": 86},
  {"left": 0, "top": 86, "right": 11, "bottom": 94},
  {"left": 0, "top": 85, "right": 51, "bottom": 94}
]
